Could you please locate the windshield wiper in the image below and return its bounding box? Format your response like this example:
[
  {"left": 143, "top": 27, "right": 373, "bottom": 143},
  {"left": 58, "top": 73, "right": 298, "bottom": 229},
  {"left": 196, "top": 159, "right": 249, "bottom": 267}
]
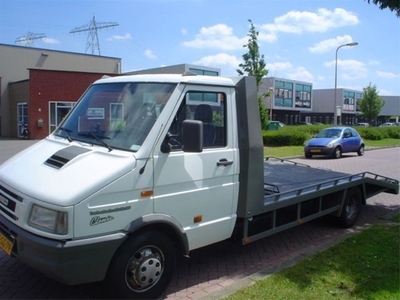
[
  {"left": 78, "top": 132, "right": 113, "bottom": 152},
  {"left": 58, "top": 127, "right": 74, "bottom": 142}
]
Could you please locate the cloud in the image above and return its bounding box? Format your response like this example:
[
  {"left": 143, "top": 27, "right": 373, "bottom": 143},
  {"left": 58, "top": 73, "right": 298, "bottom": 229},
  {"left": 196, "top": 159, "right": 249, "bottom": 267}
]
[
  {"left": 376, "top": 71, "right": 398, "bottom": 79},
  {"left": 183, "top": 24, "right": 246, "bottom": 50},
  {"left": 181, "top": 28, "right": 188, "bottom": 35},
  {"left": 42, "top": 37, "right": 59, "bottom": 44},
  {"left": 259, "top": 8, "right": 359, "bottom": 41},
  {"left": 144, "top": 49, "right": 157, "bottom": 59},
  {"left": 325, "top": 59, "right": 367, "bottom": 80},
  {"left": 193, "top": 53, "right": 241, "bottom": 68},
  {"left": 107, "top": 33, "right": 132, "bottom": 41},
  {"left": 286, "top": 67, "right": 315, "bottom": 82},
  {"left": 309, "top": 35, "right": 354, "bottom": 54},
  {"left": 266, "top": 62, "right": 293, "bottom": 71}
]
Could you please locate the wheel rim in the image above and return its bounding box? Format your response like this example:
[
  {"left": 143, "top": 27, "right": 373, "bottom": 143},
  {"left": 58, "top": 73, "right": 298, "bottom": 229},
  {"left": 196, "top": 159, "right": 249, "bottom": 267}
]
[
  {"left": 125, "top": 245, "right": 164, "bottom": 292},
  {"left": 346, "top": 197, "right": 358, "bottom": 220},
  {"left": 335, "top": 148, "right": 341, "bottom": 158}
]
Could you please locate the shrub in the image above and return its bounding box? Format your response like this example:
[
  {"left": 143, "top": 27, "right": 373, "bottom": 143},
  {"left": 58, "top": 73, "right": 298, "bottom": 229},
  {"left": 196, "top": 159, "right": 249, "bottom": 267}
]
[
  {"left": 263, "top": 129, "right": 309, "bottom": 146},
  {"left": 386, "top": 127, "right": 400, "bottom": 139}
]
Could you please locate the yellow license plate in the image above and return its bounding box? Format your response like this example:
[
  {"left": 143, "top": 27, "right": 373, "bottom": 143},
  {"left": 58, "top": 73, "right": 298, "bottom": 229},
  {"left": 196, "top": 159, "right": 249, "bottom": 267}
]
[
  {"left": 310, "top": 149, "right": 321, "bottom": 153},
  {"left": 0, "top": 232, "right": 14, "bottom": 256}
]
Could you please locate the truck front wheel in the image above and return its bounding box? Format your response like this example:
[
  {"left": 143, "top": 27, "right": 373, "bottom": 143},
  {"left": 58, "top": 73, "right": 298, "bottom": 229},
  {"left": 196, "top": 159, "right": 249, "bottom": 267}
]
[
  {"left": 337, "top": 187, "right": 362, "bottom": 228},
  {"left": 106, "top": 230, "right": 176, "bottom": 299}
]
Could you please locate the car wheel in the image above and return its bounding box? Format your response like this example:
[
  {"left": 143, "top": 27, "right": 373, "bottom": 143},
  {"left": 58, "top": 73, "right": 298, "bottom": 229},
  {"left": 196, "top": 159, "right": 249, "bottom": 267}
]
[
  {"left": 105, "top": 230, "right": 177, "bottom": 299},
  {"left": 357, "top": 145, "right": 365, "bottom": 156},
  {"left": 305, "top": 153, "right": 312, "bottom": 159},
  {"left": 332, "top": 147, "right": 342, "bottom": 159}
]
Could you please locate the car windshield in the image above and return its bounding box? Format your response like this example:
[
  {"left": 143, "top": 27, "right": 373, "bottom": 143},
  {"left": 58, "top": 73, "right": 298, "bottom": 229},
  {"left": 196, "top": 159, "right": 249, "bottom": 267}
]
[
  {"left": 54, "top": 82, "right": 177, "bottom": 152},
  {"left": 315, "top": 128, "right": 342, "bottom": 138}
]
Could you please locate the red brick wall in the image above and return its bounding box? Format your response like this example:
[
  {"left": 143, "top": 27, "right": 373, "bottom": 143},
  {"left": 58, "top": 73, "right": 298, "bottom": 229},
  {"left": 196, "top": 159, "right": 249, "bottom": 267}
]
[{"left": 29, "top": 69, "right": 113, "bottom": 139}]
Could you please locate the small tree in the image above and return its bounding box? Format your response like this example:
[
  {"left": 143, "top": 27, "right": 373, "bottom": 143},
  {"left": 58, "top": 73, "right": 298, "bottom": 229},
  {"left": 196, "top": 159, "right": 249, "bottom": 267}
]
[
  {"left": 237, "top": 19, "right": 269, "bottom": 129},
  {"left": 358, "top": 83, "right": 385, "bottom": 122}
]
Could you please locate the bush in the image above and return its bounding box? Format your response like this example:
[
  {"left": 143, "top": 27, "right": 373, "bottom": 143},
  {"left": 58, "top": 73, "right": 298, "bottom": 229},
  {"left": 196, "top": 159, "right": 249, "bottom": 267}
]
[
  {"left": 263, "top": 128, "right": 310, "bottom": 146},
  {"left": 356, "top": 128, "right": 383, "bottom": 140},
  {"left": 386, "top": 127, "right": 400, "bottom": 139}
]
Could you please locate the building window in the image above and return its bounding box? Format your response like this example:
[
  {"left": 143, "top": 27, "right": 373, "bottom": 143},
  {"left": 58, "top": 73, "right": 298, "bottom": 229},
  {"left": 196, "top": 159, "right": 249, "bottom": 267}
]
[
  {"left": 295, "top": 84, "right": 311, "bottom": 108},
  {"left": 343, "top": 91, "right": 357, "bottom": 112},
  {"left": 274, "top": 80, "right": 293, "bottom": 107},
  {"left": 49, "top": 102, "right": 75, "bottom": 133},
  {"left": 188, "top": 68, "right": 219, "bottom": 76},
  {"left": 17, "top": 103, "right": 28, "bottom": 137}
]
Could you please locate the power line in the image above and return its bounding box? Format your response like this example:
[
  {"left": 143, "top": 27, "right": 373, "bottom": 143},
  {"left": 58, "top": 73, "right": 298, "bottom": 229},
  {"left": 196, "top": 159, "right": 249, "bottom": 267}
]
[
  {"left": 15, "top": 32, "right": 46, "bottom": 47},
  {"left": 70, "top": 15, "right": 119, "bottom": 55}
]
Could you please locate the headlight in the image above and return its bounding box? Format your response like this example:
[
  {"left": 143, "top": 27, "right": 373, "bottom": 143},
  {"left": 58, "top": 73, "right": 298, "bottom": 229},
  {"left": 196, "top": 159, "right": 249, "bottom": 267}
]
[
  {"left": 326, "top": 142, "right": 334, "bottom": 148},
  {"left": 28, "top": 205, "right": 68, "bottom": 235}
]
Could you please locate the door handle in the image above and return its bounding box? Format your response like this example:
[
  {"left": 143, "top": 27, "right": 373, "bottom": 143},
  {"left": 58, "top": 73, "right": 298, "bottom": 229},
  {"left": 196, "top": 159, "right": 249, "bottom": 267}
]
[{"left": 217, "top": 159, "right": 233, "bottom": 167}]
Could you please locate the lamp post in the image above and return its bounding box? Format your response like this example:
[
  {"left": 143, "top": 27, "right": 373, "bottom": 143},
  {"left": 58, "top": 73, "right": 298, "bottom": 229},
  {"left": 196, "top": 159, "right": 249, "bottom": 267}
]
[
  {"left": 334, "top": 42, "right": 358, "bottom": 125},
  {"left": 268, "top": 87, "right": 274, "bottom": 121}
]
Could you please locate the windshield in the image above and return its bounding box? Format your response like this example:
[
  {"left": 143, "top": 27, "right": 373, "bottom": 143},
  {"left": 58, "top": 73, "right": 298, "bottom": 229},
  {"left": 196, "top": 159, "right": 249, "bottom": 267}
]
[
  {"left": 315, "top": 128, "right": 342, "bottom": 139},
  {"left": 54, "top": 82, "right": 177, "bottom": 151}
]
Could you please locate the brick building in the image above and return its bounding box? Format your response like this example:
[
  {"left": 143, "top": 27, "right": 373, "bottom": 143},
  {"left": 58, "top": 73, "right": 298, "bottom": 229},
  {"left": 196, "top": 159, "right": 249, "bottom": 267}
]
[
  {"left": 10, "top": 69, "right": 115, "bottom": 139},
  {"left": 0, "top": 43, "right": 121, "bottom": 138}
]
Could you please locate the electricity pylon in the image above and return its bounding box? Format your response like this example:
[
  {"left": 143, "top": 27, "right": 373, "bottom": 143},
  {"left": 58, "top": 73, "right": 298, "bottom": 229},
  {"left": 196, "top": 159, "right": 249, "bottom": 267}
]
[
  {"left": 70, "top": 15, "right": 119, "bottom": 55},
  {"left": 15, "top": 32, "right": 46, "bottom": 47}
]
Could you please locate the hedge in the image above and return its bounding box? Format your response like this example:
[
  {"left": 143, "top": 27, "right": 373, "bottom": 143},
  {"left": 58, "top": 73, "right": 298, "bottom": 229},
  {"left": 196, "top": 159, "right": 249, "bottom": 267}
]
[{"left": 263, "top": 125, "right": 400, "bottom": 146}]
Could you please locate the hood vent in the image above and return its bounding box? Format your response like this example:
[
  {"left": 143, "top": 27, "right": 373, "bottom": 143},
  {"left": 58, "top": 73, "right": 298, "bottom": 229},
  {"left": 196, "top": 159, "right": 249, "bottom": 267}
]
[{"left": 44, "top": 146, "right": 91, "bottom": 169}]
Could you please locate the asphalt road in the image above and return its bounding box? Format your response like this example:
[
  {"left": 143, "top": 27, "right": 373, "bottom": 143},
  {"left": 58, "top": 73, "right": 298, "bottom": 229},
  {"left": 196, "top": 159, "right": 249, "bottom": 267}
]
[{"left": 0, "top": 139, "right": 399, "bottom": 299}]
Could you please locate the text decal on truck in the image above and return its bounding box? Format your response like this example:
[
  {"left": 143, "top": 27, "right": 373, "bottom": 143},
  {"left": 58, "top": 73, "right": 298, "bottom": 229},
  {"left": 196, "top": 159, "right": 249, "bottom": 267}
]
[
  {"left": 89, "top": 206, "right": 131, "bottom": 216},
  {"left": 90, "top": 215, "right": 114, "bottom": 226}
]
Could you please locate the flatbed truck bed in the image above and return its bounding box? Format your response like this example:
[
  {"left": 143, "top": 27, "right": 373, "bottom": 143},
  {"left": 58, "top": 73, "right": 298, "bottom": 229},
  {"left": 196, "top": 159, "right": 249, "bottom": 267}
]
[{"left": 238, "top": 157, "right": 399, "bottom": 245}]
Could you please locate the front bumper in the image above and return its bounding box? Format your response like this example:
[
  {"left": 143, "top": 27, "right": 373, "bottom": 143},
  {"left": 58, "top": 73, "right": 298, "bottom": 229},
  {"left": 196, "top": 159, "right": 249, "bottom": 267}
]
[
  {"left": 304, "top": 146, "right": 334, "bottom": 156},
  {"left": 0, "top": 214, "right": 126, "bottom": 285}
]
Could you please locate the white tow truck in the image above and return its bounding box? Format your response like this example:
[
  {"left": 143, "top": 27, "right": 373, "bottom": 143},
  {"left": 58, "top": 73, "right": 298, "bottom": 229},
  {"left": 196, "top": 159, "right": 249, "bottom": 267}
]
[{"left": 0, "top": 74, "right": 398, "bottom": 299}]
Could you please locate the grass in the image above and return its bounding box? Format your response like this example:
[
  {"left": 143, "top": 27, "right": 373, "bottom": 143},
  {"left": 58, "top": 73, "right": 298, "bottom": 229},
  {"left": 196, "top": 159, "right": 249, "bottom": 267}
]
[
  {"left": 264, "top": 138, "right": 400, "bottom": 158},
  {"left": 225, "top": 215, "right": 400, "bottom": 300}
]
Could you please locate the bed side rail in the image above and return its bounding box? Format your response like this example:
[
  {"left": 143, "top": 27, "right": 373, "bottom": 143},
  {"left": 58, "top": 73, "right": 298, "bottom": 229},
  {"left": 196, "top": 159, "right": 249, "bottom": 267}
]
[{"left": 264, "top": 171, "right": 399, "bottom": 204}]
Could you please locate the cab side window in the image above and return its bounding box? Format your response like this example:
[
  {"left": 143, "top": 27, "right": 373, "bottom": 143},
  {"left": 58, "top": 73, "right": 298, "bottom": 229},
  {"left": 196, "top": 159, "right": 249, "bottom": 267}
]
[{"left": 166, "top": 91, "right": 226, "bottom": 151}]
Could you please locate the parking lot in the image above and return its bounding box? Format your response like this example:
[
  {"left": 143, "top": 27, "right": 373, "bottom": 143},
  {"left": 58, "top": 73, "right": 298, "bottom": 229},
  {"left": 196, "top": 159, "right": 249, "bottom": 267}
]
[{"left": 0, "top": 139, "right": 399, "bottom": 299}]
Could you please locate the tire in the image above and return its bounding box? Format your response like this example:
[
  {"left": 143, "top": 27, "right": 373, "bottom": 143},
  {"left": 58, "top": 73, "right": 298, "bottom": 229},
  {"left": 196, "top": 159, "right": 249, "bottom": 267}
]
[
  {"left": 105, "top": 230, "right": 177, "bottom": 299},
  {"left": 332, "top": 147, "right": 342, "bottom": 159},
  {"left": 337, "top": 187, "right": 362, "bottom": 228},
  {"left": 305, "top": 153, "right": 312, "bottom": 159},
  {"left": 357, "top": 145, "right": 365, "bottom": 156}
]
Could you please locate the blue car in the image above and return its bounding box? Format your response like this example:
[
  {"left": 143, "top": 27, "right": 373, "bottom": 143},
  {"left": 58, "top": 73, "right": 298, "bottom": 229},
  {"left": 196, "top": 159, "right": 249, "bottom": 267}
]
[{"left": 304, "top": 127, "right": 365, "bottom": 159}]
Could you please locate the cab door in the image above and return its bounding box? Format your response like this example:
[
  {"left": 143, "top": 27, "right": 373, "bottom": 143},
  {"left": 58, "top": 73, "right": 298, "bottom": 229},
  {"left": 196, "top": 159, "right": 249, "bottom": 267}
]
[{"left": 152, "top": 85, "right": 239, "bottom": 251}]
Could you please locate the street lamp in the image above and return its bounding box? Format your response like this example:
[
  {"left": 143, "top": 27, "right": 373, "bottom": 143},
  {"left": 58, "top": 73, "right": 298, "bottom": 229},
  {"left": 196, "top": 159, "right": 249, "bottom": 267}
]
[
  {"left": 268, "top": 87, "right": 274, "bottom": 121},
  {"left": 334, "top": 42, "right": 358, "bottom": 125}
]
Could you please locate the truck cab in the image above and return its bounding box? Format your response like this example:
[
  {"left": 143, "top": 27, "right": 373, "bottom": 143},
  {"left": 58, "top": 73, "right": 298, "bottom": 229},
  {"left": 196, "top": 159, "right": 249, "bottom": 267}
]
[{"left": 0, "top": 74, "right": 246, "bottom": 299}]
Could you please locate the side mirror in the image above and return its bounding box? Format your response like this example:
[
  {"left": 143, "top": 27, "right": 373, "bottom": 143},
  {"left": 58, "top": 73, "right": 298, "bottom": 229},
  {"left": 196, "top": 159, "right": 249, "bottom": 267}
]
[{"left": 182, "top": 120, "right": 203, "bottom": 153}]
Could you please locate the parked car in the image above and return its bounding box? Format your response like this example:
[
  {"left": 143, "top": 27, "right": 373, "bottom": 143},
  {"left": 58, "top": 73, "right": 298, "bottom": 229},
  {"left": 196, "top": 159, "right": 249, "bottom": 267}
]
[
  {"left": 355, "top": 122, "right": 369, "bottom": 127},
  {"left": 379, "top": 122, "right": 394, "bottom": 127},
  {"left": 298, "top": 121, "right": 313, "bottom": 125},
  {"left": 304, "top": 126, "right": 365, "bottom": 159}
]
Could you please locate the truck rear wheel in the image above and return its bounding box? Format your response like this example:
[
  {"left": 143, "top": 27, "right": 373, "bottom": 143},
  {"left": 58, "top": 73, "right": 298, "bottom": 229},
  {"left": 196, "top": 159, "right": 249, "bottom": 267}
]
[
  {"left": 105, "top": 230, "right": 176, "bottom": 299},
  {"left": 337, "top": 187, "right": 362, "bottom": 228}
]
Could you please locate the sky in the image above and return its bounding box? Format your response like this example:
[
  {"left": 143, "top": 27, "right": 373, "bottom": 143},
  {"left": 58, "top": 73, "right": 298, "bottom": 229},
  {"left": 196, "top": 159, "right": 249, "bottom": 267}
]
[{"left": 1, "top": 0, "right": 399, "bottom": 95}]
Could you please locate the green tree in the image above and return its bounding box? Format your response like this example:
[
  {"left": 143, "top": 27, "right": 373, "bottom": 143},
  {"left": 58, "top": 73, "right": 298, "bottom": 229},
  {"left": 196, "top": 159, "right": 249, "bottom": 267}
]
[
  {"left": 237, "top": 19, "right": 269, "bottom": 129},
  {"left": 358, "top": 83, "right": 385, "bottom": 122},
  {"left": 365, "top": 0, "right": 400, "bottom": 17}
]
